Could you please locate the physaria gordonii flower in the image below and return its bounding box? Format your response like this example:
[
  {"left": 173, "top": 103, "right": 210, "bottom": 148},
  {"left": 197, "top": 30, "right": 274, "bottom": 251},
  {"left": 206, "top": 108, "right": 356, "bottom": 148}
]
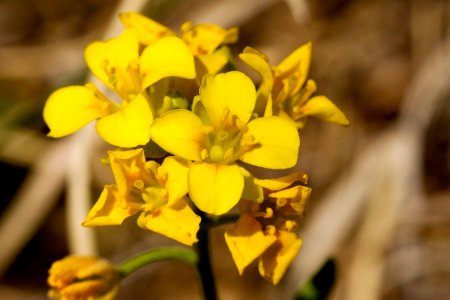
[
  {"left": 48, "top": 255, "right": 120, "bottom": 300},
  {"left": 43, "top": 27, "right": 195, "bottom": 147},
  {"left": 225, "top": 171, "right": 311, "bottom": 285},
  {"left": 151, "top": 71, "right": 300, "bottom": 215},
  {"left": 181, "top": 21, "right": 238, "bottom": 75},
  {"left": 83, "top": 148, "right": 200, "bottom": 246},
  {"left": 240, "top": 43, "right": 349, "bottom": 129}
]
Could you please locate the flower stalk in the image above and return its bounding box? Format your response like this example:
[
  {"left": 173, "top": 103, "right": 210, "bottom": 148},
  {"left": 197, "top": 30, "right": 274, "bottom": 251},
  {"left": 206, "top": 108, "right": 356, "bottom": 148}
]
[{"left": 117, "top": 247, "right": 198, "bottom": 278}]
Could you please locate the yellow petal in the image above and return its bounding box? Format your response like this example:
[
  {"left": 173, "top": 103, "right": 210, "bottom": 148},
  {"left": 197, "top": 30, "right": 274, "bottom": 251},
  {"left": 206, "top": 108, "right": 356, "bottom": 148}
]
[
  {"left": 181, "top": 21, "right": 238, "bottom": 55},
  {"left": 85, "top": 29, "right": 139, "bottom": 91},
  {"left": 224, "top": 214, "right": 277, "bottom": 274},
  {"left": 161, "top": 156, "right": 189, "bottom": 204},
  {"left": 269, "top": 185, "right": 311, "bottom": 217},
  {"left": 240, "top": 116, "right": 300, "bottom": 169},
  {"left": 298, "top": 95, "right": 350, "bottom": 126},
  {"left": 275, "top": 42, "right": 312, "bottom": 91},
  {"left": 151, "top": 109, "right": 204, "bottom": 161},
  {"left": 140, "top": 36, "right": 196, "bottom": 88},
  {"left": 239, "top": 47, "right": 273, "bottom": 116},
  {"left": 259, "top": 231, "right": 302, "bottom": 285},
  {"left": 198, "top": 51, "right": 228, "bottom": 74},
  {"left": 119, "top": 12, "right": 174, "bottom": 45},
  {"left": 188, "top": 162, "right": 244, "bottom": 215},
  {"left": 241, "top": 167, "right": 264, "bottom": 202},
  {"left": 96, "top": 93, "right": 153, "bottom": 147},
  {"left": 200, "top": 71, "right": 256, "bottom": 125},
  {"left": 137, "top": 198, "right": 200, "bottom": 245},
  {"left": 82, "top": 185, "right": 139, "bottom": 226},
  {"left": 108, "top": 148, "right": 151, "bottom": 193},
  {"left": 43, "top": 85, "right": 114, "bottom": 138},
  {"left": 254, "top": 171, "right": 308, "bottom": 191}
]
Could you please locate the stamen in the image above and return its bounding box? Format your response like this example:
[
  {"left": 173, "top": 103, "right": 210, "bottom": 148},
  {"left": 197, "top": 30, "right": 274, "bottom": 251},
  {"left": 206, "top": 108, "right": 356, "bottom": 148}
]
[
  {"left": 200, "top": 149, "right": 209, "bottom": 160},
  {"left": 133, "top": 180, "right": 144, "bottom": 189},
  {"left": 276, "top": 198, "right": 287, "bottom": 207}
]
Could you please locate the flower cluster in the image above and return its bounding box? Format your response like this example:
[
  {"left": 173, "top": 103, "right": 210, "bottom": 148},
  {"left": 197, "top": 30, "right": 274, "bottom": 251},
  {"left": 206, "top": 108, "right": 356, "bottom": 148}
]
[{"left": 43, "top": 12, "right": 348, "bottom": 286}]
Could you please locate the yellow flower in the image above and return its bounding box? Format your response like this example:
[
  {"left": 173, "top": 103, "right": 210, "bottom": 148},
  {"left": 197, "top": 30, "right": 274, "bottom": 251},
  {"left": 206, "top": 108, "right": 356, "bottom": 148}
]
[
  {"left": 151, "top": 71, "right": 300, "bottom": 215},
  {"left": 119, "top": 11, "right": 174, "bottom": 45},
  {"left": 240, "top": 44, "right": 349, "bottom": 129},
  {"left": 225, "top": 171, "right": 311, "bottom": 285},
  {"left": 43, "top": 27, "right": 195, "bottom": 147},
  {"left": 48, "top": 255, "right": 120, "bottom": 300},
  {"left": 181, "top": 21, "right": 238, "bottom": 75},
  {"left": 83, "top": 148, "right": 200, "bottom": 246}
]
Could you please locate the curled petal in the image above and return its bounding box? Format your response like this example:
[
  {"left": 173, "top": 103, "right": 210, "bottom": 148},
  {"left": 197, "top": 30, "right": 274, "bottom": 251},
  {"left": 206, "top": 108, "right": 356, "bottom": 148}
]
[
  {"left": 140, "top": 36, "right": 196, "bottom": 88},
  {"left": 82, "top": 185, "right": 139, "bottom": 227},
  {"left": 137, "top": 198, "right": 200, "bottom": 245},
  {"left": 259, "top": 231, "right": 302, "bottom": 285},
  {"left": 151, "top": 109, "right": 204, "bottom": 161},
  {"left": 181, "top": 21, "right": 238, "bottom": 55},
  {"left": 274, "top": 42, "right": 312, "bottom": 92},
  {"left": 200, "top": 71, "right": 256, "bottom": 125},
  {"left": 119, "top": 12, "right": 174, "bottom": 45},
  {"left": 240, "top": 116, "right": 300, "bottom": 169},
  {"left": 297, "top": 95, "right": 350, "bottom": 126},
  {"left": 225, "top": 214, "right": 277, "bottom": 274},
  {"left": 239, "top": 47, "right": 273, "bottom": 116},
  {"left": 96, "top": 93, "right": 153, "bottom": 147},
  {"left": 254, "top": 171, "right": 308, "bottom": 191},
  {"left": 43, "top": 85, "right": 113, "bottom": 138},
  {"left": 188, "top": 162, "right": 244, "bottom": 215}
]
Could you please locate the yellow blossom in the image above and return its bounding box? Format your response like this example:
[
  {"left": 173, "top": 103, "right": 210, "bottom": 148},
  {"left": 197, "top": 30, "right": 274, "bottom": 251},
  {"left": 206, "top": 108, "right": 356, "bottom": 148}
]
[
  {"left": 151, "top": 71, "right": 300, "bottom": 215},
  {"left": 83, "top": 148, "right": 200, "bottom": 246},
  {"left": 48, "top": 255, "right": 120, "bottom": 300},
  {"left": 240, "top": 43, "right": 349, "bottom": 129},
  {"left": 43, "top": 27, "right": 195, "bottom": 147},
  {"left": 225, "top": 171, "right": 311, "bottom": 285},
  {"left": 181, "top": 21, "right": 238, "bottom": 76}
]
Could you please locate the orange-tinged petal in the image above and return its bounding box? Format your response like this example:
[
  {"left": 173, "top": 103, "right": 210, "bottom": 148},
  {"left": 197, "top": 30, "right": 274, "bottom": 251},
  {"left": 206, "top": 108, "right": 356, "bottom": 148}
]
[
  {"left": 274, "top": 42, "right": 312, "bottom": 92},
  {"left": 43, "top": 85, "right": 113, "bottom": 138},
  {"left": 259, "top": 230, "right": 302, "bottom": 285},
  {"left": 269, "top": 185, "right": 311, "bottom": 217},
  {"left": 140, "top": 36, "right": 196, "bottom": 88},
  {"left": 151, "top": 109, "right": 205, "bottom": 161},
  {"left": 108, "top": 148, "right": 152, "bottom": 193},
  {"left": 200, "top": 71, "right": 256, "bottom": 125},
  {"left": 188, "top": 162, "right": 244, "bottom": 215},
  {"left": 298, "top": 95, "right": 350, "bottom": 126},
  {"left": 119, "top": 12, "right": 174, "bottom": 45},
  {"left": 137, "top": 198, "right": 200, "bottom": 245},
  {"left": 96, "top": 93, "right": 153, "bottom": 147},
  {"left": 240, "top": 116, "right": 300, "bottom": 169},
  {"left": 82, "top": 185, "right": 139, "bottom": 226},
  {"left": 254, "top": 171, "right": 308, "bottom": 191},
  {"left": 161, "top": 156, "right": 189, "bottom": 204},
  {"left": 225, "top": 214, "right": 277, "bottom": 274}
]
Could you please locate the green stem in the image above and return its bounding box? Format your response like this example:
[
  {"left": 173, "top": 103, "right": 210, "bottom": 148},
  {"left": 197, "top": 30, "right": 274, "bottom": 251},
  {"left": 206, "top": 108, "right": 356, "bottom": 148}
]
[{"left": 117, "top": 246, "right": 198, "bottom": 278}]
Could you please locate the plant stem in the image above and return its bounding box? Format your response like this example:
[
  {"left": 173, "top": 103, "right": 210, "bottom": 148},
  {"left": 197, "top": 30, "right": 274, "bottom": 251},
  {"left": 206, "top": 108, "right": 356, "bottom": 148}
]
[
  {"left": 196, "top": 220, "right": 217, "bottom": 300},
  {"left": 117, "top": 246, "right": 198, "bottom": 278}
]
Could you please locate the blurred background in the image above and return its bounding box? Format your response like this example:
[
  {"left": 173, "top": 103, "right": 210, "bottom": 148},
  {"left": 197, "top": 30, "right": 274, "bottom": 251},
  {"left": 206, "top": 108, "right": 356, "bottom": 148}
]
[{"left": 0, "top": 0, "right": 449, "bottom": 299}]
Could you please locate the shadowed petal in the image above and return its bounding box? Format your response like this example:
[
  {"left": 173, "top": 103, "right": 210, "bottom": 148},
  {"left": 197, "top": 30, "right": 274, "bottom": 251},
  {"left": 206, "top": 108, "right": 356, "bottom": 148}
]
[
  {"left": 225, "top": 214, "right": 277, "bottom": 274},
  {"left": 240, "top": 116, "right": 300, "bottom": 169},
  {"left": 188, "top": 162, "right": 244, "bottom": 215},
  {"left": 96, "top": 94, "right": 153, "bottom": 147}
]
